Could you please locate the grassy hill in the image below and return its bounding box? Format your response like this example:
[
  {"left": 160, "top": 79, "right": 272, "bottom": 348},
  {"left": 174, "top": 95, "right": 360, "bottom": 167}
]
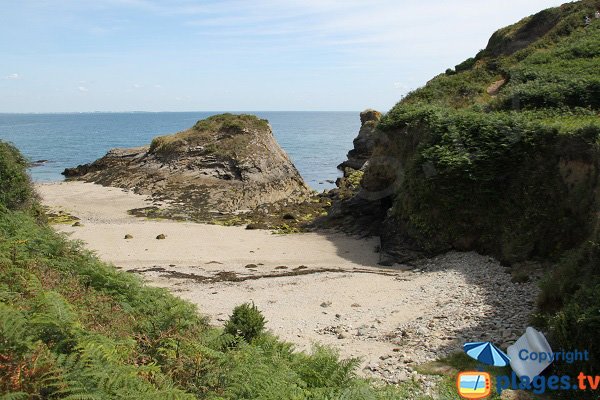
[
  {"left": 0, "top": 140, "right": 423, "bottom": 398},
  {"left": 354, "top": 0, "right": 600, "bottom": 386}
]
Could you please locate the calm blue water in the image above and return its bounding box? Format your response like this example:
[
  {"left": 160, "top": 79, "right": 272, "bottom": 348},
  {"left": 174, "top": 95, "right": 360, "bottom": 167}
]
[{"left": 0, "top": 112, "right": 360, "bottom": 190}]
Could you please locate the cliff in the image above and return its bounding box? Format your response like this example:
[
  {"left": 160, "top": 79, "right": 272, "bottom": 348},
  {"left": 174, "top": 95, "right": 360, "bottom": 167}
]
[
  {"left": 337, "top": 109, "right": 382, "bottom": 172},
  {"left": 335, "top": 0, "right": 600, "bottom": 265},
  {"left": 63, "top": 114, "right": 311, "bottom": 217},
  {"left": 331, "top": 0, "right": 600, "bottom": 380}
]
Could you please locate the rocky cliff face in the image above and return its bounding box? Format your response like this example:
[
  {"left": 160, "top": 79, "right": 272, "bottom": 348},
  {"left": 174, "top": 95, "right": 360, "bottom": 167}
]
[
  {"left": 328, "top": 0, "right": 600, "bottom": 266},
  {"left": 64, "top": 114, "right": 311, "bottom": 216},
  {"left": 319, "top": 109, "right": 392, "bottom": 239},
  {"left": 337, "top": 109, "right": 381, "bottom": 172}
]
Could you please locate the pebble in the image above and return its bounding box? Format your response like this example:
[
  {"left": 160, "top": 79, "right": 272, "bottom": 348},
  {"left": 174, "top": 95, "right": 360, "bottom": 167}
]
[{"left": 324, "top": 251, "right": 541, "bottom": 392}]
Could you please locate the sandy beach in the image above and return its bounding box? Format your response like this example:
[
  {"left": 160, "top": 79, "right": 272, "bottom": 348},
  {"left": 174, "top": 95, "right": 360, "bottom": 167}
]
[{"left": 37, "top": 181, "right": 539, "bottom": 383}]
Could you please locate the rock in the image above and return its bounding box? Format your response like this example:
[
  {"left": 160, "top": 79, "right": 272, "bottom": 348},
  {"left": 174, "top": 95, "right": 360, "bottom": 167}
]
[
  {"left": 72, "top": 221, "right": 82, "bottom": 227},
  {"left": 337, "top": 109, "right": 382, "bottom": 172},
  {"left": 282, "top": 213, "right": 296, "bottom": 220},
  {"left": 275, "top": 265, "right": 288, "bottom": 270},
  {"left": 246, "top": 223, "right": 268, "bottom": 230},
  {"left": 320, "top": 301, "right": 332, "bottom": 308},
  {"left": 30, "top": 159, "right": 48, "bottom": 167},
  {"left": 156, "top": 234, "right": 166, "bottom": 240},
  {"left": 124, "top": 234, "right": 133, "bottom": 239},
  {"left": 63, "top": 114, "right": 311, "bottom": 216},
  {"left": 337, "top": 332, "right": 348, "bottom": 339},
  {"left": 244, "top": 263, "right": 258, "bottom": 269},
  {"left": 356, "top": 327, "right": 370, "bottom": 337},
  {"left": 351, "top": 303, "right": 361, "bottom": 308},
  {"left": 500, "top": 389, "right": 537, "bottom": 400}
]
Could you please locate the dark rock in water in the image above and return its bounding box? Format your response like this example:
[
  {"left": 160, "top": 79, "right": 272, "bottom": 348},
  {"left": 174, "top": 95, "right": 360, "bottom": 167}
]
[
  {"left": 63, "top": 114, "right": 311, "bottom": 216},
  {"left": 30, "top": 159, "right": 49, "bottom": 168}
]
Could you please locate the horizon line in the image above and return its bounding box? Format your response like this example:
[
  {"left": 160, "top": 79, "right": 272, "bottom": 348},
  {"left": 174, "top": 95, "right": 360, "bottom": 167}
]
[{"left": 0, "top": 110, "right": 365, "bottom": 115}]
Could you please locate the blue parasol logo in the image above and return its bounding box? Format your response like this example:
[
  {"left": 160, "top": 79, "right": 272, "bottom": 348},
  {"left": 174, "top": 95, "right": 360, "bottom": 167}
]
[{"left": 463, "top": 342, "right": 511, "bottom": 367}]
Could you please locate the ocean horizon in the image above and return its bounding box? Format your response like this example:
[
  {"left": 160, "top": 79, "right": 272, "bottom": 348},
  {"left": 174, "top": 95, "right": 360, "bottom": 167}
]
[{"left": 0, "top": 111, "right": 361, "bottom": 190}]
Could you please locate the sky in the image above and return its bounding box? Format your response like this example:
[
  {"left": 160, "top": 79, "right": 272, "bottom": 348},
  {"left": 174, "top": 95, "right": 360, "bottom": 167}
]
[{"left": 0, "top": 0, "right": 568, "bottom": 113}]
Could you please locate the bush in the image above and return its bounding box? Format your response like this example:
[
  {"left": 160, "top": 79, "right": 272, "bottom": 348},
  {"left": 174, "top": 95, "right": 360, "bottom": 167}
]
[
  {"left": 0, "top": 141, "right": 34, "bottom": 211},
  {"left": 224, "top": 302, "right": 266, "bottom": 343}
]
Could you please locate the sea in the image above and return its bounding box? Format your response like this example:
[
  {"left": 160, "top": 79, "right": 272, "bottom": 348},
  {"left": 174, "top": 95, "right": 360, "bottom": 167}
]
[{"left": 0, "top": 112, "right": 361, "bottom": 190}]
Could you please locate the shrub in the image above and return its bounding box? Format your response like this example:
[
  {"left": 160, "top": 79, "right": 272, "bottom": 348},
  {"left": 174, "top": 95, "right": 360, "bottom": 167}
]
[
  {"left": 224, "top": 302, "right": 266, "bottom": 343},
  {"left": 0, "top": 141, "right": 34, "bottom": 211}
]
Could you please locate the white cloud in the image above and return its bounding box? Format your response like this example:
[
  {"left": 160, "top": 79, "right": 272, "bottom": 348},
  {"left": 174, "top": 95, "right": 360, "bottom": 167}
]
[
  {"left": 78, "top": 86, "right": 89, "bottom": 92},
  {"left": 5, "top": 73, "right": 20, "bottom": 80}
]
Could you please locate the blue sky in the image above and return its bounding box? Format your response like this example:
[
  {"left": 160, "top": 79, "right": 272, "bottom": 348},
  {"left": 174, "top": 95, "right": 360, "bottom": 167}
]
[{"left": 1, "top": 0, "right": 567, "bottom": 112}]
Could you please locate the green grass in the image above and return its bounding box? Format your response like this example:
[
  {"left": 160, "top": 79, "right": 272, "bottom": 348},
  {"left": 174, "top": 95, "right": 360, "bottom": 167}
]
[{"left": 149, "top": 114, "right": 268, "bottom": 159}]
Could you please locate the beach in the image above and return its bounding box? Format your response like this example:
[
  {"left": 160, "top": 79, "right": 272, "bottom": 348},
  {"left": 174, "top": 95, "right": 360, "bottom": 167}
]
[{"left": 37, "top": 181, "right": 540, "bottom": 383}]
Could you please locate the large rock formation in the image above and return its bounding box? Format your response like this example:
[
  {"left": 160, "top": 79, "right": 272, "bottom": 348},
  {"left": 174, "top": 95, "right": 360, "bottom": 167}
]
[
  {"left": 328, "top": 0, "right": 600, "bottom": 267},
  {"left": 317, "top": 109, "right": 391, "bottom": 237},
  {"left": 63, "top": 114, "right": 311, "bottom": 215},
  {"left": 337, "top": 109, "right": 381, "bottom": 172}
]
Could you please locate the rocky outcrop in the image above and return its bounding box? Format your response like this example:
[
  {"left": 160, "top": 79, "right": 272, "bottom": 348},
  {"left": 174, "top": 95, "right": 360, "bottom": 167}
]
[
  {"left": 318, "top": 109, "right": 394, "bottom": 244},
  {"left": 63, "top": 114, "right": 311, "bottom": 216},
  {"left": 337, "top": 109, "right": 382, "bottom": 172}
]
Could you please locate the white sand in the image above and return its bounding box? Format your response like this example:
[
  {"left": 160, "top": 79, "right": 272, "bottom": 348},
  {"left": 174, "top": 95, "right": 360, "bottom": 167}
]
[{"left": 36, "top": 181, "right": 538, "bottom": 382}]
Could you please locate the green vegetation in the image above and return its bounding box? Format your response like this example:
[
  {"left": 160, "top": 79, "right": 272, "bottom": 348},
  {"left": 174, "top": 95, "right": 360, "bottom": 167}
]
[
  {"left": 364, "top": 0, "right": 600, "bottom": 389},
  {"left": 0, "top": 141, "right": 36, "bottom": 211},
  {"left": 1, "top": 139, "right": 424, "bottom": 398},
  {"left": 149, "top": 114, "right": 269, "bottom": 159},
  {"left": 223, "top": 303, "right": 266, "bottom": 344}
]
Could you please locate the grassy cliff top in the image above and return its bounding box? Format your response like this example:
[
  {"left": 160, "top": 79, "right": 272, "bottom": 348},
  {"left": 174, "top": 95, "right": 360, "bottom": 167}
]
[
  {"left": 149, "top": 113, "right": 271, "bottom": 159},
  {"left": 382, "top": 0, "right": 600, "bottom": 131}
]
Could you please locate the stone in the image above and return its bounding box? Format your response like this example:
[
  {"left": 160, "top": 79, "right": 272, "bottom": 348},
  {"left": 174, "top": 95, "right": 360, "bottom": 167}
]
[
  {"left": 124, "top": 234, "right": 133, "bottom": 239},
  {"left": 156, "top": 234, "right": 166, "bottom": 240},
  {"left": 320, "top": 301, "right": 332, "bottom": 308},
  {"left": 337, "top": 109, "right": 382, "bottom": 172}
]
